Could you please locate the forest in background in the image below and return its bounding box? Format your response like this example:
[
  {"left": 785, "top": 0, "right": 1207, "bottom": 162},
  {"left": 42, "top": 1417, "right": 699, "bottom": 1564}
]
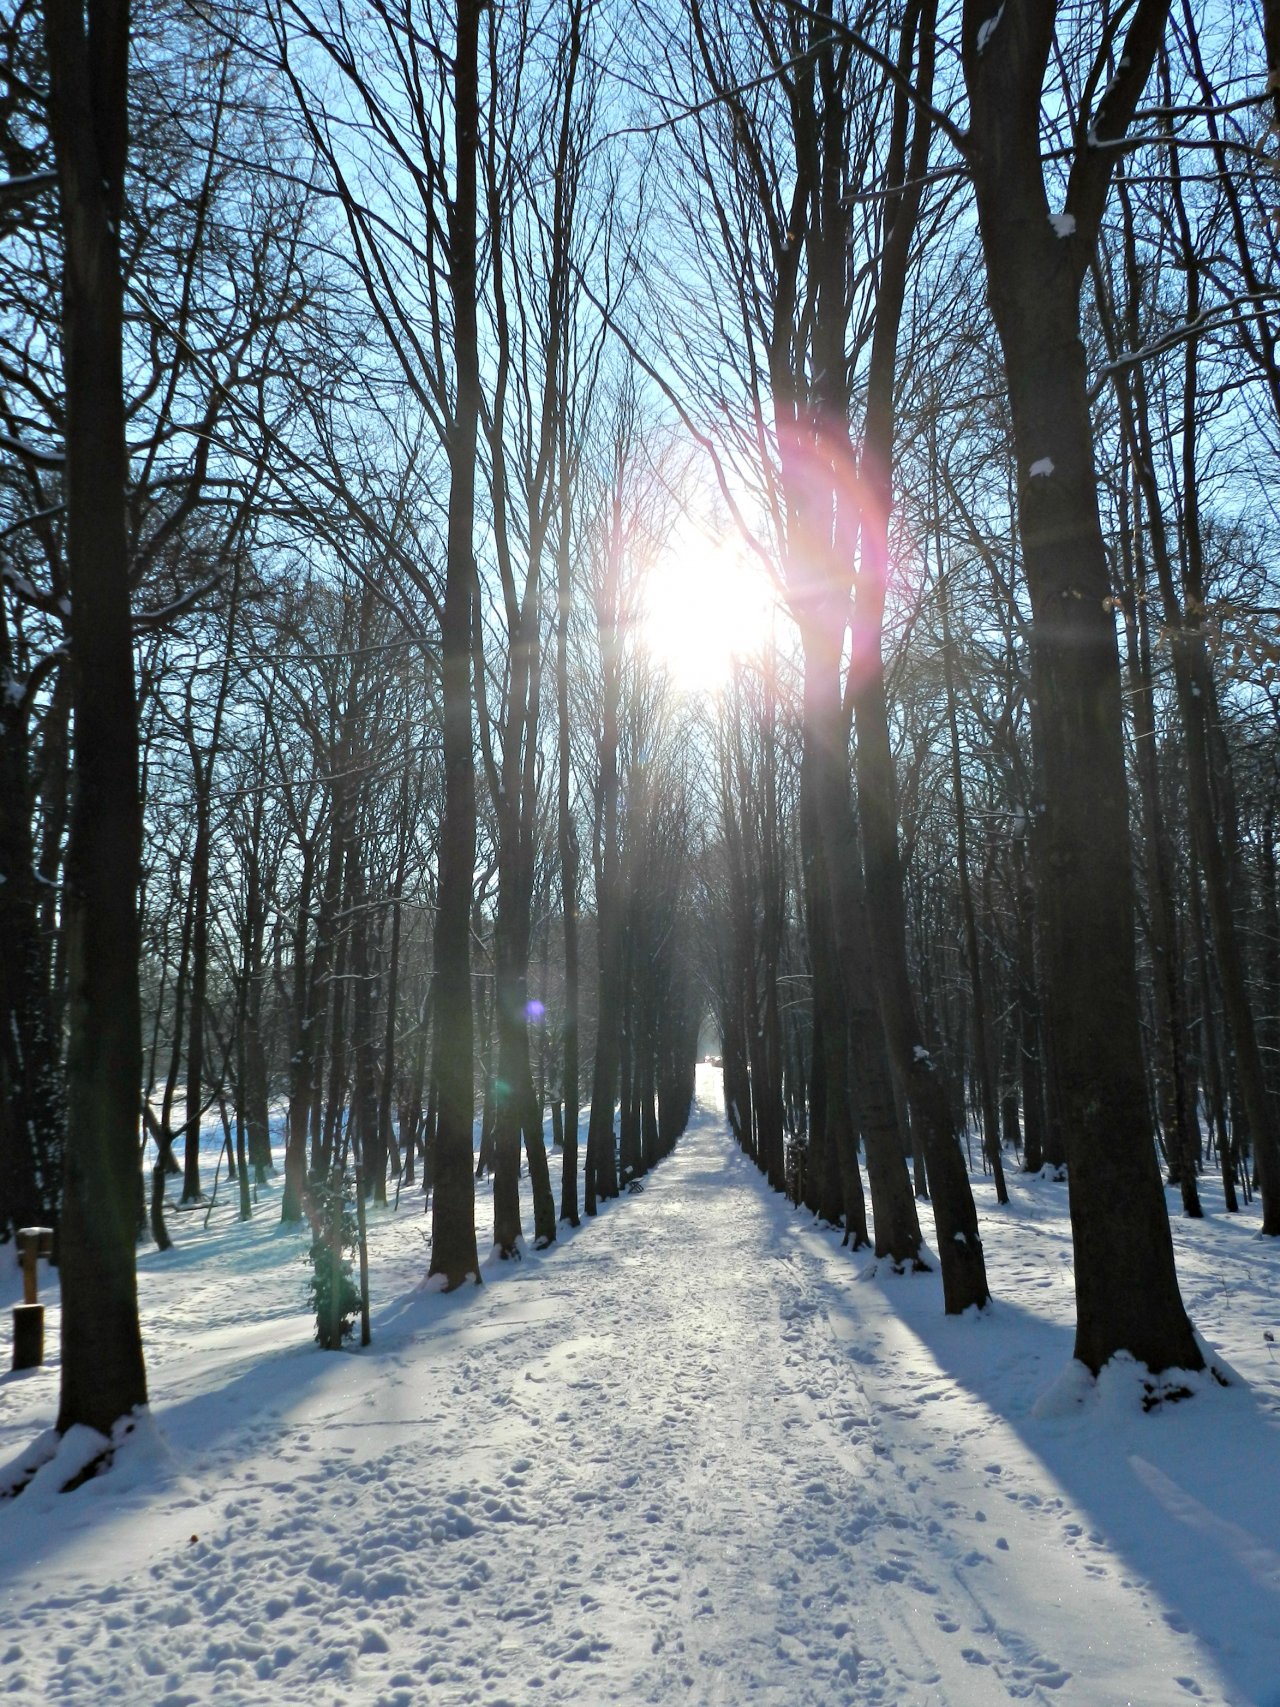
[{"left": 3, "top": 0, "right": 1280, "bottom": 1445}]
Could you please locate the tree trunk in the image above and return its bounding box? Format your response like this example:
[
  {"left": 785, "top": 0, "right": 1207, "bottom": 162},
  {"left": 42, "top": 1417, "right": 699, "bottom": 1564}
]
[
  {"left": 802, "top": 838, "right": 868, "bottom": 1243},
  {"left": 555, "top": 475, "right": 580, "bottom": 1228},
  {"left": 962, "top": 0, "right": 1200, "bottom": 1372},
  {"left": 428, "top": 0, "right": 483, "bottom": 1287},
  {"left": 1117, "top": 480, "right": 1201, "bottom": 1214},
  {"left": 1011, "top": 832, "right": 1046, "bottom": 1174},
  {"left": 585, "top": 501, "right": 624, "bottom": 1210},
  {"left": 0, "top": 647, "right": 65, "bottom": 1237},
  {"left": 45, "top": 0, "right": 148, "bottom": 1437},
  {"left": 181, "top": 775, "right": 210, "bottom": 1202},
  {"left": 800, "top": 639, "right": 922, "bottom": 1266},
  {"left": 850, "top": 0, "right": 989, "bottom": 1310},
  {"left": 939, "top": 576, "right": 1008, "bottom": 1205}
]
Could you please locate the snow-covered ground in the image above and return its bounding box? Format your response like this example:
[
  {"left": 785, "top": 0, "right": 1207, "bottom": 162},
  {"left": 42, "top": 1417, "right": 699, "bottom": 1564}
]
[{"left": 2, "top": 1065, "right": 1279, "bottom": 1706}]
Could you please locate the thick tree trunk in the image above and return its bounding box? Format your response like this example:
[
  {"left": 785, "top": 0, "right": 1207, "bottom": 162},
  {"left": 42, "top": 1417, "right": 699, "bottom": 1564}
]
[
  {"left": 985, "top": 298, "right": 1196, "bottom": 1369},
  {"left": 962, "top": 0, "right": 1200, "bottom": 1372},
  {"left": 45, "top": 0, "right": 148, "bottom": 1436}
]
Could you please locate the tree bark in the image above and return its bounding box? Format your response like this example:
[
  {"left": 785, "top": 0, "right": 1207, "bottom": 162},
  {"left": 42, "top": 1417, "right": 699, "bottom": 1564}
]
[
  {"left": 940, "top": 576, "right": 1008, "bottom": 1204},
  {"left": 799, "top": 638, "right": 923, "bottom": 1266},
  {"left": 45, "top": 0, "right": 148, "bottom": 1436},
  {"left": 428, "top": 0, "right": 483, "bottom": 1287},
  {"left": 0, "top": 644, "right": 64, "bottom": 1237},
  {"left": 962, "top": 0, "right": 1200, "bottom": 1371}
]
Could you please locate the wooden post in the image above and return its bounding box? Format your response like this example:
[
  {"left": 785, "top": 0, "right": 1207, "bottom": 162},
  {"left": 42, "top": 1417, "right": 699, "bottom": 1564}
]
[{"left": 12, "top": 1227, "right": 53, "bottom": 1370}]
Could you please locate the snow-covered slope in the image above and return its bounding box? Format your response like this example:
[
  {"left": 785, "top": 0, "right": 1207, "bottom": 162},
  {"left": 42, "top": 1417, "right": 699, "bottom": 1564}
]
[{"left": 2, "top": 1067, "right": 1279, "bottom": 1705}]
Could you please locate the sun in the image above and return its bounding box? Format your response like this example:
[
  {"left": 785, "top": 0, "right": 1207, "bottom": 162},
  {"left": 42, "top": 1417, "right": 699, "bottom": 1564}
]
[{"left": 640, "top": 524, "right": 778, "bottom": 694}]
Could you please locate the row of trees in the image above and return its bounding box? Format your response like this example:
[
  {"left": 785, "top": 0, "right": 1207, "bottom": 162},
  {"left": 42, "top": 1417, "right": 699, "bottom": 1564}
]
[
  {"left": 1, "top": 0, "right": 708, "bottom": 1437},
  {"left": 675, "top": 0, "right": 1278, "bottom": 1377},
  {"left": 4, "top": 0, "right": 1280, "bottom": 1440}
]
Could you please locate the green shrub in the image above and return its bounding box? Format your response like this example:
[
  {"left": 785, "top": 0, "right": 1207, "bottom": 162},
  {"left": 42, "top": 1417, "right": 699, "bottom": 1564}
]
[{"left": 306, "top": 1166, "right": 361, "bottom": 1349}]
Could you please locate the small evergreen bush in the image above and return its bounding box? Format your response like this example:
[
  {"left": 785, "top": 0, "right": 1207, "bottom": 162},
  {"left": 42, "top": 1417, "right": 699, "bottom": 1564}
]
[{"left": 306, "top": 1166, "right": 361, "bottom": 1349}]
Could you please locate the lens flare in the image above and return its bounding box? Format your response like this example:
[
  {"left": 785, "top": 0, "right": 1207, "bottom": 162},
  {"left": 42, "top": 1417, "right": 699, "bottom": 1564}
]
[{"left": 640, "top": 527, "right": 778, "bottom": 695}]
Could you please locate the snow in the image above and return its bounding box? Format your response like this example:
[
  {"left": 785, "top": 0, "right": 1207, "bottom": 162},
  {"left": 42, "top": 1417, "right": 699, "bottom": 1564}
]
[
  {"left": 1029, "top": 458, "right": 1055, "bottom": 478},
  {"left": 2, "top": 1066, "right": 1280, "bottom": 1704},
  {"left": 1050, "top": 211, "right": 1076, "bottom": 238},
  {"left": 976, "top": 5, "right": 1005, "bottom": 54}
]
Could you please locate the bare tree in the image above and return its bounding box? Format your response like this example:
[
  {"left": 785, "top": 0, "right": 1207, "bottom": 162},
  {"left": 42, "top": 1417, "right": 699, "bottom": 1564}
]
[
  {"left": 43, "top": 0, "right": 148, "bottom": 1435},
  {"left": 961, "top": 0, "right": 1201, "bottom": 1371}
]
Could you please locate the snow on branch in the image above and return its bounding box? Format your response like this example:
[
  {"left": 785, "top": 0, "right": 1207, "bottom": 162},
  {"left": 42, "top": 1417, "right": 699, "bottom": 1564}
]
[
  {"left": 0, "top": 170, "right": 56, "bottom": 208},
  {"left": 132, "top": 572, "right": 223, "bottom": 632},
  {"left": 0, "top": 431, "right": 64, "bottom": 470},
  {"left": 1088, "top": 291, "right": 1280, "bottom": 401},
  {"left": 975, "top": 5, "right": 1005, "bottom": 55}
]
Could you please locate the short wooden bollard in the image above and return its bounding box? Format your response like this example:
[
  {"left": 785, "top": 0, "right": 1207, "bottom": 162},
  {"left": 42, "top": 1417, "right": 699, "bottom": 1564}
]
[{"left": 11, "top": 1227, "right": 52, "bottom": 1371}]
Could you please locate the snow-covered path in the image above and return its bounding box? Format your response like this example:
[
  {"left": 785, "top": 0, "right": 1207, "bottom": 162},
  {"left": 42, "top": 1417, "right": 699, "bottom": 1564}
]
[{"left": 2, "top": 1071, "right": 1278, "bottom": 1705}]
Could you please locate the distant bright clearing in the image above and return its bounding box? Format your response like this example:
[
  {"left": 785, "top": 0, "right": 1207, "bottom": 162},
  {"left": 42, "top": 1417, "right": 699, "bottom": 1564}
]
[{"left": 641, "top": 525, "right": 778, "bottom": 695}]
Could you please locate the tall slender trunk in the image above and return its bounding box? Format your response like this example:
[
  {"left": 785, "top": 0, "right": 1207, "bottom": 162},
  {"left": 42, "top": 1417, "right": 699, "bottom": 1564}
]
[
  {"left": 181, "top": 771, "right": 210, "bottom": 1201},
  {"left": 618, "top": 964, "right": 640, "bottom": 1184},
  {"left": 557, "top": 526, "right": 581, "bottom": 1220},
  {"left": 374, "top": 753, "right": 412, "bottom": 1204},
  {"left": 800, "top": 640, "right": 922, "bottom": 1264},
  {"left": 1117, "top": 474, "right": 1201, "bottom": 1214},
  {"left": 848, "top": 0, "right": 988, "bottom": 1312},
  {"left": 1190, "top": 868, "right": 1240, "bottom": 1212},
  {"left": 1011, "top": 831, "right": 1046, "bottom": 1175},
  {"left": 179, "top": 550, "right": 243, "bottom": 1205},
  {"left": 799, "top": 800, "right": 867, "bottom": 1239},
  {"left": 939, "top": 576, "right": 1007, "bottom": 1205},
  {"left": 492, "top": 893, "right": 534, "bottom": 1248},
  {"left": 241, "top": 780, "right": 272, "bottom": 1184},
  {"left": 585, "top": 505, "right": 624, "bottom": 1211},
  {"left": 0, "top": 639, "right": 65, "bottom": 1235},
  {"left": 281, "top": 843, "right": 317, "bottom": 1222},
  {"left": 428, "top": 0, "right": 483, "bottom": 1286}
]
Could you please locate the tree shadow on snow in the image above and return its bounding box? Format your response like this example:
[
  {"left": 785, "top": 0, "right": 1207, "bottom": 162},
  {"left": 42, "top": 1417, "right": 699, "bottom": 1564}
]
[{"left": 841, "top": 1273, "right": 1280, "bottom": 1707}]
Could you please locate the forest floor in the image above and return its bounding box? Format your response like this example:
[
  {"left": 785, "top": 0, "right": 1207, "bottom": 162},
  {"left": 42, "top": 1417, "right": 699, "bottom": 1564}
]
[{"left": 2, "top": 1067, "right": 1279, "bottom": 1706}]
